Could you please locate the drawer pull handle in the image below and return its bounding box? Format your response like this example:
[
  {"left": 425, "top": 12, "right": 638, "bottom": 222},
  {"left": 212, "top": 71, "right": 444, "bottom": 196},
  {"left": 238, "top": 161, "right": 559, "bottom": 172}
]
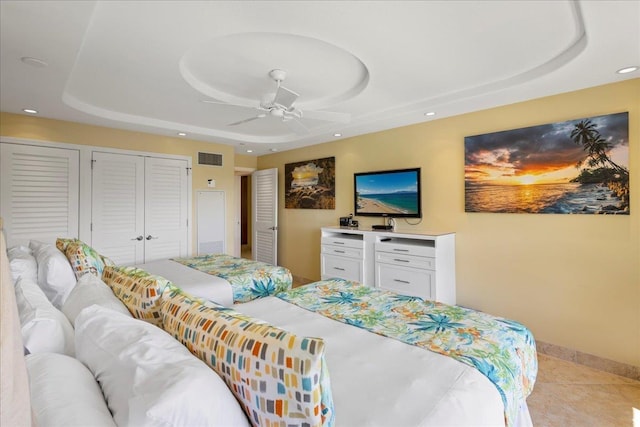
[
  {"left": 334, "top": 267, "right": 345, "bottom": 271},
  {"left": 394, "top": 258, "right": 410, "bottom": 263},
  {"left": 333, "top": 241, "right": 345, "bottom": 244},
  {"left": 334, "top": 250, "right": 346, "bottom": 253},
  {"left": 393, "top": 248, "right": 409, "bottom": 252},
  {"left": 394, "top": 279, "right": 410, "bottom": 284}
]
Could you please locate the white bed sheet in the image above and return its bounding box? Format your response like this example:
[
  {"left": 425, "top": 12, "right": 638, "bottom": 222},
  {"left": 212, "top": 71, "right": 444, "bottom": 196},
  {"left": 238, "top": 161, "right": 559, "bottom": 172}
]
[
  {"left": 134, "top": 260, "right": 233, "bottom": 307},
  {"left": 238, "top": 296, "right": 508, "bottom": 427}
]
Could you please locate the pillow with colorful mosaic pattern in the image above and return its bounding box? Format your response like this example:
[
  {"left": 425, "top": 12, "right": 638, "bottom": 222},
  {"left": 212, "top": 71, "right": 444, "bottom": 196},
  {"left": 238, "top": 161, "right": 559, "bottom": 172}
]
[
  {"left": 160, "top": 287, "right": 335, "bottom": 427},
  {"left": 102, "top": 266, "right": 174, "bottom": 327},
  {"left": 55, "top": 237, "right": 78, "bottom": 253},
  {"left": 62, "top": 240, "right": 106, "bottom": 280}
]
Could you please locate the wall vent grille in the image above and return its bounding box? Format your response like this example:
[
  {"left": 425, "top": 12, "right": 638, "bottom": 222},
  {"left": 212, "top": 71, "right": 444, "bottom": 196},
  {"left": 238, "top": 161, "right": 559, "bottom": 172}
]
[{"left": 198, "top": 152, "right": 223, "bottom": 167}]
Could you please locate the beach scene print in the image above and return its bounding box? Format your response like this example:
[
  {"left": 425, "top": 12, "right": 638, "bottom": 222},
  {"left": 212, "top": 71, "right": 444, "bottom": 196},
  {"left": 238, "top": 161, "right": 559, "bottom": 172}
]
[
  {"left": 465, "top": 112, "right": 629, "bottom": 214},
  {"left": 356, "top": 171, "right": 419, "bottom": 215}
]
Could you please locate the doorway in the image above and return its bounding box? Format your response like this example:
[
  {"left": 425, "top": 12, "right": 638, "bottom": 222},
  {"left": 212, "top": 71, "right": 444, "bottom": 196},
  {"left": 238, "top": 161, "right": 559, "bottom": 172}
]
[{"left": 235, "top": 167, "right": 255, "bottom": 259}]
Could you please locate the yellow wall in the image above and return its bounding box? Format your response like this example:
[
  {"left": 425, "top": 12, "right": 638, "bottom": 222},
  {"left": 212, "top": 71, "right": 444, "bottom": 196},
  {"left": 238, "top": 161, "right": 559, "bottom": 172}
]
[
  {"left": 0, "top": 113, "right": 238, "bottom": 254},
  {"left": 258, "top": 79, "right": 640, "bottom": 367}
]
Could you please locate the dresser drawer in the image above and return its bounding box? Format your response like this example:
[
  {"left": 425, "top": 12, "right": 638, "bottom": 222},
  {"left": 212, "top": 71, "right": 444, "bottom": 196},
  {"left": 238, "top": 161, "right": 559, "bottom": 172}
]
[
  {"left": 375, "top": 262, "right": 433, "bottom": 299},
  {"left": 321, "top": 254, "right": 362, "bottom": 283},
  {"left": 321, "top": 235, "right": 364, "bottom": 250},
  {"left": 375, "top": 251, "right": 435, "bottom": 270},
  {"left": 376, "top": 240, "right": 435, "bottom": 257},
  {"left": 322, "top": 244, "right": 362, "bottom": 259}
]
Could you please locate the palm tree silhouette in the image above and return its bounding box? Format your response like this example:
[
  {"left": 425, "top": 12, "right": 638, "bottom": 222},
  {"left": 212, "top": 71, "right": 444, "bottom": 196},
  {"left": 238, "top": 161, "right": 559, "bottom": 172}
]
[{"left": 571, "top": 119, "right": 629, "bottom": 178}]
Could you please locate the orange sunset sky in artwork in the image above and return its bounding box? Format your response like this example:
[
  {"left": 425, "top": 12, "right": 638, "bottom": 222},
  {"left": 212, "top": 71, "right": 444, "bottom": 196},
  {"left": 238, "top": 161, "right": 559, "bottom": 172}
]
[{"left": 464, "top": 113, "right": 629, "bottom": 186}]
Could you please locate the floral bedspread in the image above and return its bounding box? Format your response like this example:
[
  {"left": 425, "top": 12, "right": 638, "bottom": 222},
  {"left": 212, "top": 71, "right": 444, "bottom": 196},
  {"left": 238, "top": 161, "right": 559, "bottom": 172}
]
[
  {"left": 171, "top": 254, "right": 292, "bottom": 303},
  {"left": 276, "top": 279, "right": 537, "bottom": 427}
]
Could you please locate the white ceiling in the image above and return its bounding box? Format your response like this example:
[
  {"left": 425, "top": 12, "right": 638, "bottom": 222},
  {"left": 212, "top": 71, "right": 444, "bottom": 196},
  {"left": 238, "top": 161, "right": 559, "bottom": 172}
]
[{"left": 1, "top": 1, "right": 638, "bottom": 156}]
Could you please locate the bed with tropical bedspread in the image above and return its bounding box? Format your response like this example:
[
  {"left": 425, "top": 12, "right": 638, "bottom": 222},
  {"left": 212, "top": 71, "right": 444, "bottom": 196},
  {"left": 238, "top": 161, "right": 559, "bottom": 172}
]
[
  {"left": 171, "top": 253, "right": 292, "bottom": 303},
  {"left": 275, "top": 278, "right": 537, "bottom": 426}
]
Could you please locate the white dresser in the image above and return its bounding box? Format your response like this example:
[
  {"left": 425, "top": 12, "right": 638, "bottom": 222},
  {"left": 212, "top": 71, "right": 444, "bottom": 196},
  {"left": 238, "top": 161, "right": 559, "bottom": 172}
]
[{"left": 320, "top": 227, "right": 456, "bottom": 305}]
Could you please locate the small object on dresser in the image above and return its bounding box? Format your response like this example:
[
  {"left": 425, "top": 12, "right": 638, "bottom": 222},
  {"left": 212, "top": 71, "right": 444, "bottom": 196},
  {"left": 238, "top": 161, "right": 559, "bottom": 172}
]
[{"left": 372, "top": 225, "right": 393, "bottom": 230}]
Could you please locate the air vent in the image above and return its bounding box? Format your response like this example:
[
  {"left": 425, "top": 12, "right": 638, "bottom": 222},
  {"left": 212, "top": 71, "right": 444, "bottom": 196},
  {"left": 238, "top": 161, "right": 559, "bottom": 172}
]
[{"left": 198, "top": 152, "right": 223, "bottom": 167}]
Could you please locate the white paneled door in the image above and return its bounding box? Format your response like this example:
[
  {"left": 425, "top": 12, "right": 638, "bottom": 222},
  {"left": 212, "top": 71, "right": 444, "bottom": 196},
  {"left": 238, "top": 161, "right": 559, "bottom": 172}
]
[
  {"left": 91, "top": 152, "right": 188, "bottom": 265},
  {"left": 0, "top": 143, "right": 79, "bottom": 247},
  {"left": 252, "top": 168, "right": 278, "bottom": 264}
]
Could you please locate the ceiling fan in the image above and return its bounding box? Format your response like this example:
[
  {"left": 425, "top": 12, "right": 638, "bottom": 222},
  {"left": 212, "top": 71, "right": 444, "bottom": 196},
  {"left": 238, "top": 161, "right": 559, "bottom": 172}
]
[{"left": 203, "top": 69, "right": 350, "bottom": 135}]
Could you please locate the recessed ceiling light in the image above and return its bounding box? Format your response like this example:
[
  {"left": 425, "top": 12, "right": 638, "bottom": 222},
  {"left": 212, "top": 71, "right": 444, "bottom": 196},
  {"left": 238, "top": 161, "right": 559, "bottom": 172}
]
[
  {"left": 270, "top": 148, "right": 278, "bottom": 152},
  {"left": 333, "top": 133, "right": 342, "bottom": 137},
  {"left": 21, "top": 56, "right": 48, "bottom": 68},
  {"left": 246, "top": 149, "right": 253, "bottom": 153},
  {"left": 22, "top": 108, "right": 38, "bottom": 114},
  {"left": 424, "top": 111, "right": 436, "bottom": 116},
  {"left": 617, "top": 66, "right": 638, "bottom": 74},
  {"left": 177, "top": 132, "right": 187, "bottom": 136}
]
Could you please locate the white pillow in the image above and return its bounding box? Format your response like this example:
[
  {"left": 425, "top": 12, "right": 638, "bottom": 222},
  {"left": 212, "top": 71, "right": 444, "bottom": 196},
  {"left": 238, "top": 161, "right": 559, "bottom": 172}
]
[
  {"left": 26, "top": 353, "right": 116, "bottom": 427},
  {"left": 62, "top": 273, "right": 132, "bottom": 324},
  {"left": 29, "top": 240, "right": 76, "bottom": 308},
  {"left": 75, "top": 305, "right": 250, "bottom": 427},
  {"left": 14, "top": 277, "right": 75, "bottom": 356},
  {"left": 7, "top": 245, "right": 38, "bottom": 283}
]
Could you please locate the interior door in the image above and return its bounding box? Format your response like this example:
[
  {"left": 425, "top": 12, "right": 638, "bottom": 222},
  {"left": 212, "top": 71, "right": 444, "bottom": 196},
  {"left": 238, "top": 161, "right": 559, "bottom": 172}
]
[
  {"left": 144, "top": 157, "right": 189, "bottom": 262},
  {"left": 0, "top": 143, "right": 79, "bottom": 247},
  {"left": 252, "top": 168, "right": 278, "bottom": 264},
  {"left": 91, "top": 152, "right": 145, "bottom": 265}
]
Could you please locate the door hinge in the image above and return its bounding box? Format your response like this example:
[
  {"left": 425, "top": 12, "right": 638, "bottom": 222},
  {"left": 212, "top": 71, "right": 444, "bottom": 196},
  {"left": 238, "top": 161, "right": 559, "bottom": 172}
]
[
  {"left": 186, "top": 218, "right": 189, "bottom": 227},
  {"left": 91, "top": 159, "right": 96, "bottom": 170},
  {"left": 90, "top": 222, "right": 93, "bottom": 231},
  {"left": 186, "top": 167, "right": 192, "bottom": 176}
]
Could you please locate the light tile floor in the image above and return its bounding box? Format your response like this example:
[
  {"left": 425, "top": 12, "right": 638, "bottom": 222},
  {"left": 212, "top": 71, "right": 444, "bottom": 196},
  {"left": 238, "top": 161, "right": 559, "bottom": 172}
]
[{"left": 528, "top": 354, "right": 640, "bottom": 426}]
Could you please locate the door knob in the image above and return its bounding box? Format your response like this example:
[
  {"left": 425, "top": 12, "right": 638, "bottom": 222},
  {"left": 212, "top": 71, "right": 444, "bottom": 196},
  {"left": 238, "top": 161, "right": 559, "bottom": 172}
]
[
  {"left": 131, "top": 235, "right": 144, "bottom": 241},
  {"left": 146, "top": 235, "right": 158, "bottom": 240}
]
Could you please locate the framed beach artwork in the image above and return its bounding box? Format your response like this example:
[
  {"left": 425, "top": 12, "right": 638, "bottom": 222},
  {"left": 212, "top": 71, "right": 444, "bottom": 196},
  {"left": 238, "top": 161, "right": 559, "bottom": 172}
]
[
  {"left": 284, "top": 156, "right": 335, "bottom": 209},
  {"left": 464, "top": 112, "right": 629, "bottom": 214}
]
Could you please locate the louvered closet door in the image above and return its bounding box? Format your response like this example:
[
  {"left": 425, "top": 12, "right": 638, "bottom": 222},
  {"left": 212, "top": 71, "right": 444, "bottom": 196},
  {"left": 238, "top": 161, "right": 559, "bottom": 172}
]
[
  {"left": 0, "top": 143, "right": 79, "bottom": 247},
  {"left": 252, "top": 168, "right": 278, "bottom": 264},
  {"left": 143, "top": 157, "right": 188, "bottom": 262},
  {"left": 91, "top": 152, "right": 145, "bottom": 265}
]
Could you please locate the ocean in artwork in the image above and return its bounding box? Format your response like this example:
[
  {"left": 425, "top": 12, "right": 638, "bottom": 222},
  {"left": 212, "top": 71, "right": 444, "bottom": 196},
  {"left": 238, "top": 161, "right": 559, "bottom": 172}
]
[
  {"left": 464, "top": 112, "right": 629, "bottom": 214},
  {"left": 465, "top": 182, "right": 627, "bottom": 214}
]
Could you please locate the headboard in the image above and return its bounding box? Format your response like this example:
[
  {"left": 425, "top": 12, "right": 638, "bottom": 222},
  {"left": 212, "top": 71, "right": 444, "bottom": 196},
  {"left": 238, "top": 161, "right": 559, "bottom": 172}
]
[{"left": 0, "top": 217, "right": 33, "bottom": 426}]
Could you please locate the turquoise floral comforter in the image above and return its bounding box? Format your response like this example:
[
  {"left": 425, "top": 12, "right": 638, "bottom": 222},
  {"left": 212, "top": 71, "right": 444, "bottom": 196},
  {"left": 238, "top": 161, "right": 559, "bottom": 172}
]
[
  {"left": 172, "top": 254, "right": 292, "bottom": 303},
  {"left": 277, "top": 279, "right": 537, "bottom": 427}
]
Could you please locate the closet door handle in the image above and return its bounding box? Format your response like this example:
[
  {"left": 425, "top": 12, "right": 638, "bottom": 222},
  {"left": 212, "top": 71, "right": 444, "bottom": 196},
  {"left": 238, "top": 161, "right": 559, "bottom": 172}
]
[
  {"left": 146, "top": 235, "right": 158, "bottom": 240},
  {"left": 131, "top": 235, "right": 144, "bottom": 241}
]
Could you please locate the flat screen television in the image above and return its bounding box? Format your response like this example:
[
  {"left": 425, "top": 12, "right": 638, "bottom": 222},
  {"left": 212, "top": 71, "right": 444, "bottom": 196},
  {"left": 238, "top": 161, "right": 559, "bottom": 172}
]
[{"left": 354, "top": 167, "right": 422, "bottom": 218}]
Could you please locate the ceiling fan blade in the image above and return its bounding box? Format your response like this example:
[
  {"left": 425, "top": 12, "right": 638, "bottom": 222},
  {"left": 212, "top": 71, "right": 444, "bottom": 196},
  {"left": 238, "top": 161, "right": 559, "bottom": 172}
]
[
  {"left": 273, "top": 86, "right": 299, "bottom": 109},
  {"left": 283, "top": 118, "right": 309, "bottom": 135},
  {"left": 202, "top": 99, "right": 255, "bottom": 109},
  {"left": 303, "top": 109, "right": 351, "bottom": 123},
  {"left": 227, "top": 116, "right": 263, "bottom": 126}
]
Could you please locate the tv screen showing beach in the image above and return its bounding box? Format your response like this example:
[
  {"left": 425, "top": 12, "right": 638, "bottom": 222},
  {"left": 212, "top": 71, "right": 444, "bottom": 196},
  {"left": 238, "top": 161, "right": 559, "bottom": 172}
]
[{"left": 354, "top": 168, "right": 421, "bottom": 218}]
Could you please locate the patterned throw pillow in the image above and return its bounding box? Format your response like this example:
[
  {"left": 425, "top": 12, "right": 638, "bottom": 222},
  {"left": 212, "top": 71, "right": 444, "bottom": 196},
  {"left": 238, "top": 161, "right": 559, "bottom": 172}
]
[
  {"left": 55, "top": 237, "right": 78, "bottom": 253},
  {"left": 102, "top": 266, "right": 174, "bottom": 327},
  {"left": 60, "top": 240, "right": 106, "bottom": 280},
  {"left": 161, "top": 288, "right": 335, "bottom": 427}
]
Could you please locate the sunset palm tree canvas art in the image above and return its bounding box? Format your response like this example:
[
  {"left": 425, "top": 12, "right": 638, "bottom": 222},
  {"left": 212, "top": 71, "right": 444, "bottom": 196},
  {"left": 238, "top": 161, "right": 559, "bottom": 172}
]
[{"left": 464, "top": 112, "right": 629, "bottom": 214}]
